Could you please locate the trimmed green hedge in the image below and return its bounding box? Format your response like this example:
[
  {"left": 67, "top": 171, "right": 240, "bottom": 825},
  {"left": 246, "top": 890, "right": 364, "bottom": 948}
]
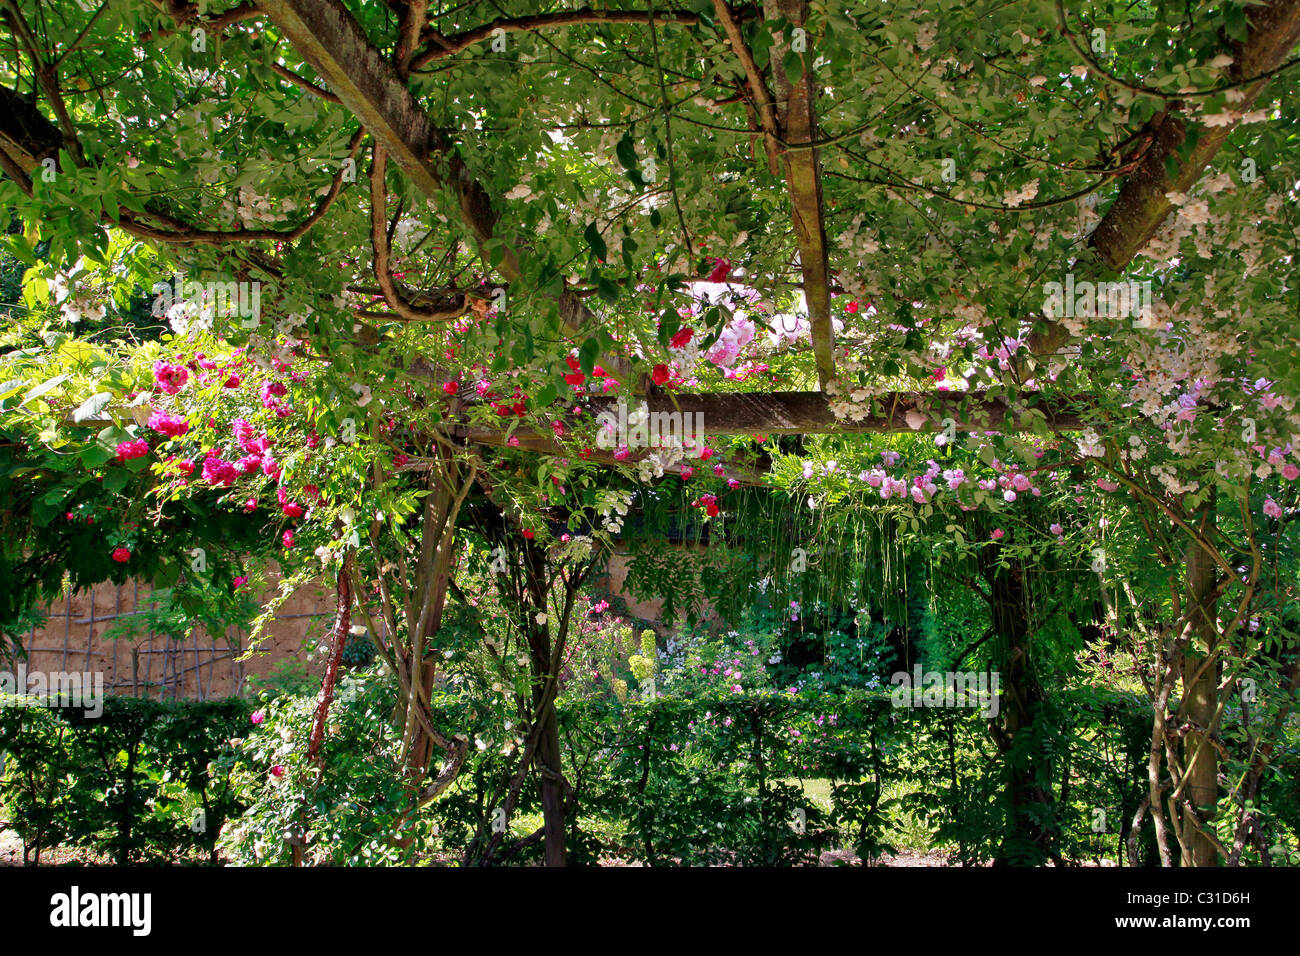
[
  {"left": 0, "top": 682, "right": 1153, "bottom": 866},
  {"left": 551, "top": 687, "right": 1152, "bottom": 866},
  {"left": 0, "top": 695, "right": 252, "bottom": 864}
]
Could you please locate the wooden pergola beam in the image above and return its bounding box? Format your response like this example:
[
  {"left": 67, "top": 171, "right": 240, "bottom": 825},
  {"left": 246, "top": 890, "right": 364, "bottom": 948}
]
[
  {"left": 259, "top": 0, "right": 496, "bottom": 251},
  {"left": 461, "top": 389, "right": 1085, "bottom": 441},
  {"left": 455, "top": 428, "right": 769, "bottom": 485},
  {"left": 714, "top": 0, "right": 837, "bottom": 389},
  {"left": 454, "top": 388, "right": 1082, "bottom": 488},
  {"left": 1032, "top": 0, "right": 1300, "bottom": 355},
  {"left": 766, "top": 0, "right": 836, "bottom": 391},
  {"left": 260, "top": 0, "right": 628, "bottom": 375},
  {"left": 1089, "top": 0, "right": 1300, "bottom": 271}
]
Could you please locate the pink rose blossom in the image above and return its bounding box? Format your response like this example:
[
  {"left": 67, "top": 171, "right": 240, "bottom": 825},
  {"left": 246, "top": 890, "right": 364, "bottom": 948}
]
[
  {"left": 114, "top": 438, "right": 150, "bottom": 462},
  {"left": 201, "top": 455, "right": 239, "bottom": 487},
  {"left": 152, "top": 361, "right": 188, "bottom": 394},
  {"left": 235, "top": 455, "right": 263, "bottom": 475},
  {"left": 232, "top": 418, "right": 255, "bottom": 446},
  {"left": 147, "top": 410, "right": 189, "bottom": 437}
]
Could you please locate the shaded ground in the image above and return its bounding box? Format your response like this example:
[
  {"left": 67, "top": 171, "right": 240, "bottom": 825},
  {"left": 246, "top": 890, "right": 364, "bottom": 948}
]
[
  {"left": 0, "top": 828, "right": 112, "bottom": 866},
  {"left": 1, "top": 827, "right": 958, "bottom": 867}
]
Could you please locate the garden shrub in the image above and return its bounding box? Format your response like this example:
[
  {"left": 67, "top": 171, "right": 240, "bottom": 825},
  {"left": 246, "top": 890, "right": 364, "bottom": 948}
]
[
  {"left": 0, "top": 671, "right": 1174, "bottom": 867},
  {"left": 217, "top": 672, "right": 420, "bottom": 866},
  {"left": 565, "top": 691, "right": 896, "bottom": 865}
]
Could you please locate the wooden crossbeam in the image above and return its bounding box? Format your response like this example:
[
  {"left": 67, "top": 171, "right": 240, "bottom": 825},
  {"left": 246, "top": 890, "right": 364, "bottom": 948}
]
[
  {"left": 766, "top": 1, "right": 836, "bottom": 391},
  {"left": 461, "top": 390, "right": 1085, "bottom": 441}
]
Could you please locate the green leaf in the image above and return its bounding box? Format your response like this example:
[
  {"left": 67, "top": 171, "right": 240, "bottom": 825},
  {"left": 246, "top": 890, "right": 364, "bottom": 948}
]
[
  {"left": 32, "top": 497, "right": 64, "bottom": 528},
  {"left": 659, "top": 309, "right": 680, "bottom": 349},
  {"left": 103, "top": 468, "right": 129, "bottom": 493},
  {"left": 534, "top": 382, "right": 558, "bottom": 407},
  {"left": 154, "top": 560, "right": 180, "bottom": 589},
  {"left": 96, "top": 424, "right": 132, "bottom": 449},
  {"left": 80, "top": 444, "right": 114, "bottom": 468},
  {"left": 579, "top": 337, "right": 600, "bottom": 376},
  {"left": 1, "top": 233, "right": 37, "bottom": 266},
  {"left": 72, "top": 391, "right": 113, "bottom": 423},
  {"left": 616, "top": 133, "right": 639, "bottom": 174},
  {"left": 20, "top": 373, "right": 71, "bottom": 406},
  {"left": 0, "top": 377, "right": 27, "bottom": 401},
  {"left": 584, "top": 222, "right": 607, "bottom": 261},
  {"left": 783, "top": 49, "right": 804, "bottom": 83}
]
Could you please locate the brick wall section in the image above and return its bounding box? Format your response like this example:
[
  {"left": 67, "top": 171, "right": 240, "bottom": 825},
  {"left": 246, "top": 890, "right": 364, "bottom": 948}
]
[
  {"left": 15, "top": 576, "right": 332, "bottom": 701},
  {"left": 13, "top": 546, "right": 702, "bottom": 700}
]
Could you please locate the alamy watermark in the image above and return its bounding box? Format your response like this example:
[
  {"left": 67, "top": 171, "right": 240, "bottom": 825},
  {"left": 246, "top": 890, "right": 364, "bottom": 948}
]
[
  {"left": 0, "top": 665, "right": 104, "bottom": 718},
  {"left": 890, "top": 666, "right": 1000, "bottom": 718},
  {"left": 151, "top": 272, "right": 262, "bottom": 328},
  {"left": 595, "top": 399, "right": 705, "bottom": 451},
  {"left": 1042, "top": 274, "right": 1154, "bottom": 326},
  {"left": 50, "top": 886, "right": 151, "bottom": 936}
]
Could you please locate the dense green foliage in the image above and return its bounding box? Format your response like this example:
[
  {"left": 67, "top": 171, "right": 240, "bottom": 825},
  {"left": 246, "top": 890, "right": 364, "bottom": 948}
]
[
  {"left": 0, "top": 0, "right": 1298, "bottom": 869},
  {"left": 0, "top": 695, "right": 251, "bottom": 863},
  {"left": 4, "top": 671, "right": 1154, "bottom": 867}
]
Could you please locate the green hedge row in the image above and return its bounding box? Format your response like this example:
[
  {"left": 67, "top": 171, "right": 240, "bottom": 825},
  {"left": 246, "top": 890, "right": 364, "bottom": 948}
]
[
  {"left": 548, "top": 688, "right": 1153, "bottom": 865},
  {"left": 0, "top": 695, "right": 252, "bottom": 864},
  {"left": 425, "top": 686, "right": 1151, "bottom": 866},
  {"left": 0, "top": 682, "right": 1152, "bottom": 866}
]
